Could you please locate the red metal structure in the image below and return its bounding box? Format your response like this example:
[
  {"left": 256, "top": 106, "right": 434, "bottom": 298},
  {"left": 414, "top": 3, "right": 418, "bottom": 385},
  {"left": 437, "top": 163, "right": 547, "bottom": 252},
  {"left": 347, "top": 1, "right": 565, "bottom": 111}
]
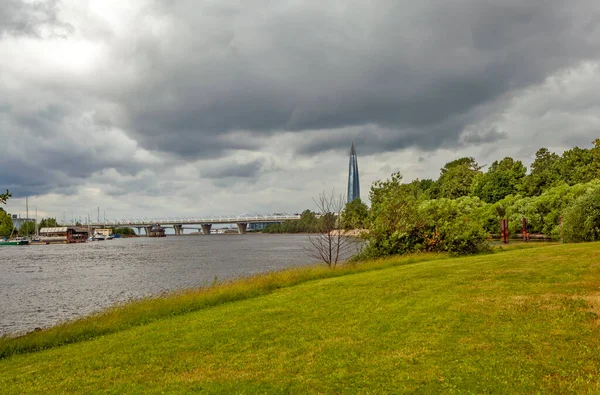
[
  {"left": 521, "top": 218, "right": 530, "bottom": 241},
  {"left": 500, "top": 219, "right": 509, "bottom": 244}
]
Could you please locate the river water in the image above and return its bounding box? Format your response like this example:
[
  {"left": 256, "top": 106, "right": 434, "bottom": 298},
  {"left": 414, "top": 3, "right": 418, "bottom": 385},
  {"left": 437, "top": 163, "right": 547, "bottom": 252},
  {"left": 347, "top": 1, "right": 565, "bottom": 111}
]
[{"left": 0, "top": 234, "right": 322, "bottom": 337}]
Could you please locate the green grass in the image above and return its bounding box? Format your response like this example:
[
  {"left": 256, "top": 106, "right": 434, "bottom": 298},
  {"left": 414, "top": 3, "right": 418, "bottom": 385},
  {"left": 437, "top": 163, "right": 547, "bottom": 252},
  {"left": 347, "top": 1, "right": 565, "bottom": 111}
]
[
  {"left": 0, "top": 252, "right": 448, "bottom": 359},
  {"left": 2, "top": 243, "right": 600, "bottom": 393}
]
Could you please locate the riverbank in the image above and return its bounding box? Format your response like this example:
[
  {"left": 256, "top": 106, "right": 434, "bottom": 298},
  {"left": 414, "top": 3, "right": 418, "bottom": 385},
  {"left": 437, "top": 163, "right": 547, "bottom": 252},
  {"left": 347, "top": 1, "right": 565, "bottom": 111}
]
[
  {"left": 2, "top": 242, "right": 599, "bottom": 393},
  {"left": 0, "top": 234, "right": 317, "bottom": 336}
]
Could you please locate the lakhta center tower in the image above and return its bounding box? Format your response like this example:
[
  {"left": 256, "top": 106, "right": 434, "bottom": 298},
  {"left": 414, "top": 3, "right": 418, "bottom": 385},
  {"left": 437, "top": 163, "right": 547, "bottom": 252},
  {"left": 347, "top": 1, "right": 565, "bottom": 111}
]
[{"left": 347, "top": 140, "right": 360, "bottom": 203}]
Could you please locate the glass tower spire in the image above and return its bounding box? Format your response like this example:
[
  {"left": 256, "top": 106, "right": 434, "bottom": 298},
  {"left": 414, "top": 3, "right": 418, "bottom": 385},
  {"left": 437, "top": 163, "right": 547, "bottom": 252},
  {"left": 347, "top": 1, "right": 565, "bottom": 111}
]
[{"left": 347, "top": 140, "right": 360, "bottom": 203}]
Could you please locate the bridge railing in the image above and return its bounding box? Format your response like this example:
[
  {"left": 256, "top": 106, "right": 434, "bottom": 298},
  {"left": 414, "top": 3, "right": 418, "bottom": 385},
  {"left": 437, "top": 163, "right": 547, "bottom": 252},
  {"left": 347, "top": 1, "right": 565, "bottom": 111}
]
[{"left": 88, "top": 214, "right": 302, "bottom": 227}]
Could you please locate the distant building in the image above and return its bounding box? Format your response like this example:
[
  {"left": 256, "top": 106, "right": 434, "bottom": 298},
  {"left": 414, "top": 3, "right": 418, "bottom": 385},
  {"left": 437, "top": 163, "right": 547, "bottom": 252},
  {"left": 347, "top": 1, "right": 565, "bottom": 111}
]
[{"left": 347, "top": 140, "right": 360, "bottom": 203}]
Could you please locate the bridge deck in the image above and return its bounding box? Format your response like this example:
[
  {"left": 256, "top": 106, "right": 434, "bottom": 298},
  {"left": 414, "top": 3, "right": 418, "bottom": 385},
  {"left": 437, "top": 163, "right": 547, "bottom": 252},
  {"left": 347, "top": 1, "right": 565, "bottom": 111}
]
[{"left": 89, "top": 215, "right": 301, "bottom": 228}]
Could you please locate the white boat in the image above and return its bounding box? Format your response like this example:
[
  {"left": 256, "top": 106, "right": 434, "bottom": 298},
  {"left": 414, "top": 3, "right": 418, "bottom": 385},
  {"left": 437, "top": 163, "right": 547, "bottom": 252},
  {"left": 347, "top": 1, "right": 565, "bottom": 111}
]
[{"left": 94, "top": 233, "right": 106, "bottom": 241}]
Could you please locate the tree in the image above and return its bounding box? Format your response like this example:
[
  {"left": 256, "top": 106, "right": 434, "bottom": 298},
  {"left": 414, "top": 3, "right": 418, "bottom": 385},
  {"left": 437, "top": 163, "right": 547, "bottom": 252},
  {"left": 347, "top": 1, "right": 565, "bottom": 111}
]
[
  {"left": 563, "top": 186, "right": 600, "bottom": 242},
  {"left": 38, "top": 218, "right": 59, "bottom": 231},
  {"left": 0, "top": 189, "right": 12, "bottom": 238},
  {"left": 0, "top": 209, "right": 13, "bottom": 238},
  {"left": 558, "top": 146, "right": 595, "bottom": 185},
  {"left": 111, "top": 227, "right": 137, "bottom": 237},
  {"left": 18, "top": 221, "right": 36, "bottom": 237},
  {"left": 341, "top": 198, "right": 369, "bottom": 230},
  {"left": 307, "top": 190, "right": 357, "bottom": 268},
  {"left": 417, "top": 179, "right": 436, "bottom": 199},
  {"left": 369, "top": 171, "right": 404, "bottom": 208},
  {"left": 589, "top": 138, "right": 600, "bottom": 179},
  {"left": 521, "top": 148, "right": 561, "bottom": 196},
  {"left": 299, "top": 209, "right": 318, "bottom": 232},
  {"left": 472, "top": 157, "right": 526, "bottom": 203},
  {"left": 0, "top": 189, "right": 11, "bottom": 205},
  {"left": 263, "top": 210, "right": 318, "bottom": 233},
  {"left": 363, "top": 172, "right": 425, "bottom": 258},
  {"left": 436, "top": 157, "right": 482, "bottom": 199}
]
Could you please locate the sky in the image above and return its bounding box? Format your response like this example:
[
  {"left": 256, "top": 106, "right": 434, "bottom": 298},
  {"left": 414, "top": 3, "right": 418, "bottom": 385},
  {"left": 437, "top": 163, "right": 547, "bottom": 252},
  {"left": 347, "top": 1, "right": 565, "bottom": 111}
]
[{"left": 2, "top": 0, "right": 600, "bottom": 223}]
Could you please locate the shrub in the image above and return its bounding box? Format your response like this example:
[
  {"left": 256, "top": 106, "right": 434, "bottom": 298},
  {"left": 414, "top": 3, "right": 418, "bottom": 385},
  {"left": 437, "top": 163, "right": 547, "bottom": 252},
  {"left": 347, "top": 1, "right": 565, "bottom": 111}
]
[
  {"left": 419, "top": 197, "right": 491, "bottom": 255},
  {"left": 563, "top": 187, "right": 600, "bottom": 242},
  {"left": 361, "top": 195, "right": 491, "bottom": 258}
]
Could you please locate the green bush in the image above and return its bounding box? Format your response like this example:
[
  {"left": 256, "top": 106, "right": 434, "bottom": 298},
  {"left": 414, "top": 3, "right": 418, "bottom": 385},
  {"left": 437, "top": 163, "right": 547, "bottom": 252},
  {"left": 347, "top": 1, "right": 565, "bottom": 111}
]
[
  {"left": 419, "top": 197, "right": 491, "bottom": 255},
  {"left": 563, "top": 187, "right": 600, "bottom": 242},
  {"left": 111, "top": 227, "right": 137, "bottom": 236},
  {"left": 361, "top": 198, "right": 425, "bottom": 258},
  {"left": 361, "top": 192, "right": 490, "bottom": 258}
]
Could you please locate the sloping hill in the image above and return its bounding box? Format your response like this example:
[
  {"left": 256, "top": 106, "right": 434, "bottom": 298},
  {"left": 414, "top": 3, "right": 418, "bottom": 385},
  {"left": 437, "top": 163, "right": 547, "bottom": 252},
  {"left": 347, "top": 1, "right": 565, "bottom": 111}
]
[{"left": 2, "top": 244, "right": 600, "bottom": 393}]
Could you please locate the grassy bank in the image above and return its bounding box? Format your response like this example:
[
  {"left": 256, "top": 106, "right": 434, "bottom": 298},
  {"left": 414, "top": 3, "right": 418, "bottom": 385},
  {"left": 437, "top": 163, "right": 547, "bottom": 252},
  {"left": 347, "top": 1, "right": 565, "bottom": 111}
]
[
  {"left": 2, "top": 242, "right": 600, "bottom": 393},
  {"left": 0, "top": 252, "right": 449, "bottom": 359}
]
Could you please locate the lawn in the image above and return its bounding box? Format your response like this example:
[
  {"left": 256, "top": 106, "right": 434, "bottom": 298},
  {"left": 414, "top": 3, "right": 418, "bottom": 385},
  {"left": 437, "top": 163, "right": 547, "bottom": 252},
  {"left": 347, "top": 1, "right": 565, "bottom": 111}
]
[{"left": 1, "top": 243, "right": 600, "bottom": 393}]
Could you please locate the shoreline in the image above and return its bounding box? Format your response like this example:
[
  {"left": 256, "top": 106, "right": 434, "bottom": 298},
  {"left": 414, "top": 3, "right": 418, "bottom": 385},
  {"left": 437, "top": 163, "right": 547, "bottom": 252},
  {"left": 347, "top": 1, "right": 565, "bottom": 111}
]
[
  {"left": 0, "top": 251, "right": 450, "bottom": 355},
  {"left": 0, "top": 241, "right": 550, "bottom": 356}
]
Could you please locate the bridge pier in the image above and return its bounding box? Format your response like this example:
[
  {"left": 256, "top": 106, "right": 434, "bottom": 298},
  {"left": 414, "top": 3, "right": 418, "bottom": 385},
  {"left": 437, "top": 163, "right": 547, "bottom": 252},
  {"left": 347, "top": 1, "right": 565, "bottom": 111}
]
[
  {"left": 144, "top": 226, "right": 152, "bottom": 236},
  {"left": 237, "top": 223, "right": 248, "bottom": 234},
  {"left": 136, "top": 227, "right": 142, "bottom": 235},
  {"left": 201, "top": 224, "right": 212, "bottom": 235},
  {"left": 173, "top": 224, "right": 183, "bottom": 236}
]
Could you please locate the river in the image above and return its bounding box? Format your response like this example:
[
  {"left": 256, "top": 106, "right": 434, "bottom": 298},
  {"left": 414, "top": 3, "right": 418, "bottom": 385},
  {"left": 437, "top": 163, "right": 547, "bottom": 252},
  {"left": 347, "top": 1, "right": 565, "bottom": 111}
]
[{"left": 0, "top": 234, "right": 323, "bottom": 337}]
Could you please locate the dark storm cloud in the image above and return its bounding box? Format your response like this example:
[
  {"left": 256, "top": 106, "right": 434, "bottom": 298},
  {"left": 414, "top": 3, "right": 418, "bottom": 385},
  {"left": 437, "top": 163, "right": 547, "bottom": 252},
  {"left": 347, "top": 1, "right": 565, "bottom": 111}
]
[
  {"left": 296, "top": 114, "right": 480, "bottom": 156},
  {"left": 0, "top": 0, "right": 71, "bottom": 37},
  {"left": 0, "top": 106, "right": 154, "bottom": 197},
  {"left": 3, "top": 0, "right": 600, "bottom": 198},
  {"left": 115, "top": 0, "right": 600, "bottom": 157}
]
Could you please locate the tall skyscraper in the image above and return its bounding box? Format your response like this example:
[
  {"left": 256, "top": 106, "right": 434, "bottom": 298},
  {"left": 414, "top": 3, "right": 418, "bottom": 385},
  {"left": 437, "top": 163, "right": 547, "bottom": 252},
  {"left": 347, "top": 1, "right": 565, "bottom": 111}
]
[{"left": 347, "top": 140, "right": 360, "bottom": 203}]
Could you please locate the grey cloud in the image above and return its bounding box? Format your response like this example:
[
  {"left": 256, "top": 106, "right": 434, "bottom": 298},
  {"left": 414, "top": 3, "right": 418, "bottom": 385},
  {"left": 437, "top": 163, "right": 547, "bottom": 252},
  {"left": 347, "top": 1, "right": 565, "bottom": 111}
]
[
  {"left": 461, "top": 128, "right": 508, "bottom": 145},
  {"left": 296, "top": 113, "right": 478, "bottom": 156},
  {"left": 202, "top": 159, "right": 263, "bottom": 180},
  {"left": 0, "top": 0, "right": 71, "bottom": 38},
  {"left": 98, "top": 174, "right": 176, "bottom": 198}
]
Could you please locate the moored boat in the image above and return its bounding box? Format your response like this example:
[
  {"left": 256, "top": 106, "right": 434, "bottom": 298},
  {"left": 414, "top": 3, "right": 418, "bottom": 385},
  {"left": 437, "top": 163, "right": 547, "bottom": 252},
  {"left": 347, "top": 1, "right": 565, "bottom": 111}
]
[
  {"left": 0, "top": 237, "right": 30, "bottom": 246},
  {"left": 39, "top": 227, "right": 90, "bottom": 244}
]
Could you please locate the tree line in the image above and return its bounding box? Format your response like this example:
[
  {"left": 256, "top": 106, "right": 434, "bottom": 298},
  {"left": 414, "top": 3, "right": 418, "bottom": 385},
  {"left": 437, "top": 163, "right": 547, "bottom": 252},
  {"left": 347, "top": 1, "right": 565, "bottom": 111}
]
[
  {"left": 348, "top": 139, "right": 600, "bottom": 258},
  {"left": 263, "top": 210, "right": 321, "bottom": 233}
]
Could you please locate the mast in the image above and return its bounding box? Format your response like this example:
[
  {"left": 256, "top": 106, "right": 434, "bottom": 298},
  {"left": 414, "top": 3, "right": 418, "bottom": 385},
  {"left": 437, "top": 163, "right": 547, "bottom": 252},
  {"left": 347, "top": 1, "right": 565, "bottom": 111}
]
[{"left": 26, "top": 197, "right": 29, "bottom": 236}]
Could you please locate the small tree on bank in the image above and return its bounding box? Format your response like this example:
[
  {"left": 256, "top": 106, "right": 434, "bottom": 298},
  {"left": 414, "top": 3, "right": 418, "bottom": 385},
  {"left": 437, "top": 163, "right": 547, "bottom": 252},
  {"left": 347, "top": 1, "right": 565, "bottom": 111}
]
[
  {"left": 341, "top": 198, "right": 369, "bottom": 229},
  {"left": 307, "top": 190, "right": 358, "bottom": 269}
]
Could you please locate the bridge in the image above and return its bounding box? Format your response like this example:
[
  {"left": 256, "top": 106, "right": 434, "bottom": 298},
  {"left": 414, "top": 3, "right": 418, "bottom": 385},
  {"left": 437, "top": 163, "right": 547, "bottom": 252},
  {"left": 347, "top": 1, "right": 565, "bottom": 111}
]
[{"left": 88, "top": 214, "right": 302, "bottom": 235}]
